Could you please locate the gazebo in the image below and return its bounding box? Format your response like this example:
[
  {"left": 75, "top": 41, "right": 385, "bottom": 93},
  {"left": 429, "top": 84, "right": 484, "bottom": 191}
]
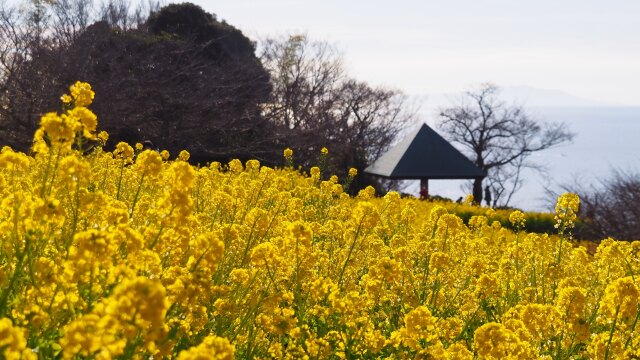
[{"left": 364, "top": 123, "right": 486, "bottom": 198}]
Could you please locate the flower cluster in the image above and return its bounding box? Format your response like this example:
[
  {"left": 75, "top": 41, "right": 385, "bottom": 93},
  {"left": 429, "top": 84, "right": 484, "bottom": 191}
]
[
  {"left": 555, "top": 192, "right": 580, "bottom": 231},
  {"left": 509, "top": 210, "right": 526, "bottom": 231},
  {"left": 0, "top": 83, "right": 638, "bottom": 359}
]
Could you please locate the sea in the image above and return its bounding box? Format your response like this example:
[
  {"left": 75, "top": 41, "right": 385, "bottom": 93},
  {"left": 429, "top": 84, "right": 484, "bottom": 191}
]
[{"left": 408, "top": 107, "right": 640, "bottom": 212}]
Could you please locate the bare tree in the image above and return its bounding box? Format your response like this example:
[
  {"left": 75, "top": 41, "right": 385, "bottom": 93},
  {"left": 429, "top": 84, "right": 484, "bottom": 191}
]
[
  {"left": 548, "top": 169, "right": 640, "bottom": 240},
  {"left": 337, "top": 80, "right": 409, "bottom": 163},
  {"left": 0, "top": 0, "right": 162, "bottom": 150},
  {"left": 260, "top": 34, "right": 344, "bottom": 131},
  {"left": 98, "top": 0, "right": 159, "bottom": 30},
  {"left": 50, "top": 0, "right": 93, "bottom": 46},
  {"left": 0, "top": 0, "right": 59, "bottom": 148},
  {"left": 439, "top": 83, "right": 574, "bottom": 206},
  {"left": 484, "top": 155, "right": 524, "bottom": 207},
  {"left": 260, "top": 34, "right": 413, "bottom": 190}
]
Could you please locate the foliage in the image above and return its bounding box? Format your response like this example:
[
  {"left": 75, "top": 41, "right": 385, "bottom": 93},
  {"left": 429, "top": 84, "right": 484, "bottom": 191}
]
[
  {"left": 439, "top": 84, "right": 574, "bottom": 206},
  {"left": 0, "top": 1, "right": 276, "bottom": 165},
  {"left": 430, "top": 200, "right": 569, "bottom": 235},
  {"left": 0, "top": 2, "right": 414, "bottom": 187},
  {"left": 0, "top": 83, "right": 639, "bottom": 359}
]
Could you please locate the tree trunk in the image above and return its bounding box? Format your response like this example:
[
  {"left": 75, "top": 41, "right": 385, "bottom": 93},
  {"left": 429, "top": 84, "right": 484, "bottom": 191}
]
[{"left": 473, "top": 177, "right": 483, "bottom": 205}]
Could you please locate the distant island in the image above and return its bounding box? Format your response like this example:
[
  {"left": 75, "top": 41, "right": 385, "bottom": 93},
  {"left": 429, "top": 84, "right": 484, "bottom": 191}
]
[{"left": 422, "top": 85, "right": 630, "bottom": 109}]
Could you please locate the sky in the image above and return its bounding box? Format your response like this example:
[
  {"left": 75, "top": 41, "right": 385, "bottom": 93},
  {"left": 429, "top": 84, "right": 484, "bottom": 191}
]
[{"left": 190, "top": 0, "right": 640, "bottom": 106}]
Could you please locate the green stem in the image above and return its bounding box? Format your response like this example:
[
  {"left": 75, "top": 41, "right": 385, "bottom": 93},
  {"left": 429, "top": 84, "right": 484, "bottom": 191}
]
[
  {"left": 624, "top": 308, "right": 640, "bottom": 349},
  {"left": 337, "top": 220, "right": 364, "bottom": 289},
  {"left": 263, "top": 261, "right": 280, "bottom": 293},
  {"left": 239, "top": 217, "right": 260, "bottom": 267},
  {"left": 39, "top": 147, "right": 55, "bottom": 198},
  {"left": 46, "top": 149, "right": 63, "bottom": 196},
  {"left": 604, "top": 305, "right": 620, "bottom": 360},
  {"left": 148, "top": 206, "right": 173, "bottom": 250},
  {"left": 556, "top": 235, "right": 565, "bottom": 265},
  {"left": 0, "top": 237, "right": 30, "bottom": 317},
  {"left": 129, "top": 173, "right": 146, "bottom": 219},
  {"left": 116, "top": 158, "right": 125, "bottom": 200}
]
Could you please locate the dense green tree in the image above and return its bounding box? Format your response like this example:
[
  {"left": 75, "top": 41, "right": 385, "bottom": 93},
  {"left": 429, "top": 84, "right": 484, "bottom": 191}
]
[
  {"left": 0, "top": 2, "right": 414, "bottom": 181},
  {"left": 64, "top": 5, "right": 275, "bottom": 164},
  {"left": 0, "top": 2, "right": 277, "bottom": 164}
]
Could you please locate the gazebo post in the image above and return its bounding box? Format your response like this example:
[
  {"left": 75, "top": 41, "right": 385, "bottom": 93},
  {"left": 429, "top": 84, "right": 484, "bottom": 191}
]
[
  {"left": 420, "top": 178, "right": 429, "bottom": 199},
  {"left": 473, "top": 176, "right": 484, "bottom": 205}
]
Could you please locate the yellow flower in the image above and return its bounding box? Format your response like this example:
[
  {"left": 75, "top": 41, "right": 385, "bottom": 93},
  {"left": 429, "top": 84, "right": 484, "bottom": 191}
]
[
  {"left": 59, "top": 155, "right": 92, "bottom": 184},
  {"left": 69, "top": 81, "right": 95, "bottom": 107},
  {"left": 599, "top": 276, "right": 639, "bottom": 322},
  {"left": 39, "top": 112, "right": 79, "bottom": 146},
  {"left": 186, "top": 232, "right": 225, "bottom": 273},
  {"left": 228, "top": 159, "right": 243, "bottom": 173},
  {"left": 114, "top": 142, "right": 134, "bottom": 163},
  {"left": 60, "top": 94, "right": 72, "bottom": 104},
  {"left": 587, "top": 332, "right": 623, "bottom": 360},
  {"left": 475, "top": 274, "right": 500, "bottom": 300},
  {"left": 446, "top": 343, "right": 473, "bottom": 359},
  {"left": 321, "top": 147, "right": 328, "bottom": 155},
  {"left": 60, "top": 314, "right": 124, "bottom": 359},
  {"left": 229, "top": 268, "right": 250, "bottom": 285},
  {"left": 429, "top": 251, "right": 450, "bottom": 270},
  {"left": 250, "top": 242, "right": 281, "bottom": 268},
  {"left": 352, "top": 201, "right": 379, "bottom": 229},
  {"left": 246, "top": 159, "right": 260, "bottom": 171},
  {"left": 106, "top": 277, "right": 168, "bottom": 338},
  {"left": 257, "top": 306, "right": 297, "bottom": 336},
  {"left": 556, "top": 286, "right": 587, "bottom": 320},
  {"left": 464, "top": 194, "right": 474, "bottom": 205},
  {"left": 5, "top": 81, "right": 640, "bottom": 360},
  {"left": 32, "top": 128, "right": 48, "bottom": 153},
  {"left": 288, "top": 221, "right": 313, "bottom": 246},
  {"left": 0, "top": 147, "right": 29, "bottom": 171},
  {"left": 390, "top": 306, "right": 439, "bottom": 351},
  {"left": 97, "top": 131, "right": 109, "bottom": 143},
  {"left": 0, "top": 318, "right": 34, "bottom": 360},
  {"left": 357, "top": 185, "right": 376, "bottom": 200},
  {"left": 468, "top": 215, "right": 488, "bottom": 230},
  {"left": 135, "top": 150, "right": 163, "bottom": 178},
  {"left": 178, "top": 150, "right": 190, "bottom": 162},
  {"left": 429, "top": 205, "right": 447, "bottom": 223},
  {"left": 519, "top": 303, "right": 563, "bottom": 340},
  {"left": 509, "top": 210, "right": 526, "bottom": 230},
  {"left": 474, "top": 322, "right": 533, "bottom": 359},
  {"left": 176, "top": 336, "right": 235, "bottom": 360},
  {"left": 68, "top": 106, "right": 98, "bottom": 138},
  {"left": 404, "top": 306, "right": 436, "bottom": 336},
  {"left": 369, "top": 257, "right": 401, "bottom": 283},
  {"left": 555, "top": 192, "right": 580, "bottom": 230},
  {"left": 436, "top": 213, "right": 464, "bottom": 238}
]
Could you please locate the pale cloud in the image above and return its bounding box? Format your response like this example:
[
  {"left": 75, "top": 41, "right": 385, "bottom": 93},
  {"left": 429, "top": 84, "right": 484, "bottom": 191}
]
[{"left": 194, "top": 0, "right": 640, "bottom": 105}]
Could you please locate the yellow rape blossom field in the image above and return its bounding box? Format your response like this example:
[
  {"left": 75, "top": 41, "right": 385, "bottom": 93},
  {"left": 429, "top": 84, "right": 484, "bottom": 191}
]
[{"left": 0, "top": 83, "right": 639, "bottom": 359}]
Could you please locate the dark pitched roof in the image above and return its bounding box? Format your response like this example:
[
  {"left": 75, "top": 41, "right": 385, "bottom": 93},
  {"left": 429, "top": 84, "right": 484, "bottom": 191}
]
[{"left": 364, "top": 123, "right": 486, "bottom": 179}]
